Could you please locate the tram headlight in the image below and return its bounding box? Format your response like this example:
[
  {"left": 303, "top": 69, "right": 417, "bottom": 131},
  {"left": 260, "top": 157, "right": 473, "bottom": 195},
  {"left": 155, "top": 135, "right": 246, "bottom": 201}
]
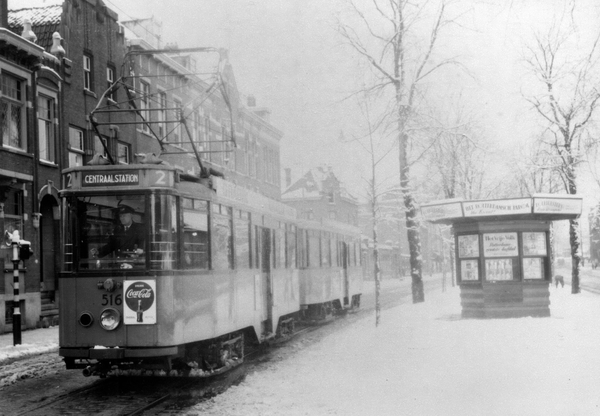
[{"left": 99, "top": 308, "right": 121, "bottom": 331}]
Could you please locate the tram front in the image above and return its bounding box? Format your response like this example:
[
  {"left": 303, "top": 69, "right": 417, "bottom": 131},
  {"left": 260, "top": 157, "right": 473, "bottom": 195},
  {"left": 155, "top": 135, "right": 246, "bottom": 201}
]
[{"left": 58, "top": 164, "right": 182, "bottom": 374}]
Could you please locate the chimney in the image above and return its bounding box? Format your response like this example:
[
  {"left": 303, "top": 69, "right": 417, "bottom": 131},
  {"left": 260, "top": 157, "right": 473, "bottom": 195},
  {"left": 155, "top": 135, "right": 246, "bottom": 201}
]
[
  {"left": 247, "top": 95, "right": 256, "bottom": 107},
  {"left": 22, "top": 19, "right": 37, "bottom": 43},
  {"left": 285, "top": 168, "right": 291, "bottom": 188},
  {"left": 51, "top": 32, "right": 66, "bottom": 57},
  {"left": 0, "top": 0, "right": 8, "bottom": 28}
]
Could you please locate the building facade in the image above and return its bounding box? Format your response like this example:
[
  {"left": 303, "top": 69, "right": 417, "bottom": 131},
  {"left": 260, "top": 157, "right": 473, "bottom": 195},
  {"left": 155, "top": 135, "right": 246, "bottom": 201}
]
[
  {"left": 0, "top": 1, "right": 284, "bottom": 333},
  {"left": 121, "top": 17, "right": 283, "bottom": 200},
  {"left": 1, "top": 0, "right": 133, "bottom": 333},
  {"left": 282, "top": 166, "right": 358, "bottom": 225}
]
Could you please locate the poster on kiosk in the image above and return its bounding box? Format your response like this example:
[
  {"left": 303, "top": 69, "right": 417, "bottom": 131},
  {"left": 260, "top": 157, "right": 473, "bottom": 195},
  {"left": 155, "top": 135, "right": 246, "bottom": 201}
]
[{"left": 123, "top": 280, "right": 157, "bottom": 325}]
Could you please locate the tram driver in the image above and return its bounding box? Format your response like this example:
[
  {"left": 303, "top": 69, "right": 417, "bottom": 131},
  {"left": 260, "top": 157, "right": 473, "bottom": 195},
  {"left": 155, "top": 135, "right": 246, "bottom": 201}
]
[{"left": 90, "top": 204, "right": 145, "bottom": 261}]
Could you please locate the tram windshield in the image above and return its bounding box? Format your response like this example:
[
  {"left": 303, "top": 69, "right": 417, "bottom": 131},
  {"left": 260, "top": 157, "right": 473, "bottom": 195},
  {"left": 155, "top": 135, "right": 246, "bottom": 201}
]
[{"left": 64, "top": 193, "right": 177, "bottom": 271}]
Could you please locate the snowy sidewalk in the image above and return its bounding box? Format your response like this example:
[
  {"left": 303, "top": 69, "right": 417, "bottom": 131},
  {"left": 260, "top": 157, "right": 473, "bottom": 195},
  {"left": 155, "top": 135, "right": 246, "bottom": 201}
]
[
  {"left": 192, "top": 284, "right": 600, "bottom": 416},
  {"left": 0, "top": 327, "right": 58, "bottom": 365}
]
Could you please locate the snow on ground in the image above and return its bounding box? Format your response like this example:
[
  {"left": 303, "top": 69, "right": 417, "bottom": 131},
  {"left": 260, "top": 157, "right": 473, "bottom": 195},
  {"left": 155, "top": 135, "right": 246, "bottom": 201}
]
[
  {"left": 0, "top": 327, "right": 58, "bottom": 365},
  {"left": 192, "top": 284, "right": 600, "bottom": 416}
]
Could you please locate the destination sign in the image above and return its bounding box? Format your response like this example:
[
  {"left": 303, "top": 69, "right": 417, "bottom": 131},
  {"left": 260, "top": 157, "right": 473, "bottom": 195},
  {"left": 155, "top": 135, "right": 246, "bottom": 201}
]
[{"left": 83, "top": 171, "right": 140, "bottom": 187}]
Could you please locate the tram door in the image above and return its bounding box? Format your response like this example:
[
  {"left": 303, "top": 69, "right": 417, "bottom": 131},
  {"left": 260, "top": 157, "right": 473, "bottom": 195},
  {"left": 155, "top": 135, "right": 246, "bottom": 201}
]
[
  {"left": 261, "top": 227, "right": 274, "bottom": 334},
  {"left": 341, "top": 242, "right": 350, "bottom": 306}
]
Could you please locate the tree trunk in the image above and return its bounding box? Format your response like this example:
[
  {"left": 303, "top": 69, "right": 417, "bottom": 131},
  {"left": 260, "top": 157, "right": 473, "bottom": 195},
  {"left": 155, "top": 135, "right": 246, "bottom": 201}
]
[
  {"left": 569, "top": 218, "right": 582, "bottom": 294},
  {"left": 399, "top": 131, "right": 424, "bottom": 303}
]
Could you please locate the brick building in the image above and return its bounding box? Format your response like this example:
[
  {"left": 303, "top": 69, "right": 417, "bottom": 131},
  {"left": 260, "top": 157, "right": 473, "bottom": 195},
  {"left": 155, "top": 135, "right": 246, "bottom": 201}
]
[{"left": 1, "top": 0, "right": 132, "bottom": 333}]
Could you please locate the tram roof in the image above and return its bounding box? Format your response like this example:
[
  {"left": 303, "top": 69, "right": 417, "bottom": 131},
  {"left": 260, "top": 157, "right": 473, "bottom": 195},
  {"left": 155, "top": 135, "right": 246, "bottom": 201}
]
[{"left": 421, "top": 194, "right": 583, "bottom": 225}]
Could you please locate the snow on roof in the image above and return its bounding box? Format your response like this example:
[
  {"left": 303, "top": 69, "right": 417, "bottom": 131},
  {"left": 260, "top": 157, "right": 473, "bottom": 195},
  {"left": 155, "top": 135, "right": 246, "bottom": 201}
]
[
  {"left": 282, "top": 165, "right": 356, "bottom": 201},
  {"left": 8, "top": 4, "right": 62, "bottom": 50}
]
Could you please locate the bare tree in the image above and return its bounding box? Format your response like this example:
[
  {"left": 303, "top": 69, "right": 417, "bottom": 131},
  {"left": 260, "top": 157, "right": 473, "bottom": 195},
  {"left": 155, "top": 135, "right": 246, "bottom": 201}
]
[
  {"left": 338, "top": 0, "right": 464, "bottom": 303},
  {"left": 348, "top": 96, "right": 396, "bottom": 326},
  {"left": 523, "top": 15, "right": 600, "bottom": 294}
]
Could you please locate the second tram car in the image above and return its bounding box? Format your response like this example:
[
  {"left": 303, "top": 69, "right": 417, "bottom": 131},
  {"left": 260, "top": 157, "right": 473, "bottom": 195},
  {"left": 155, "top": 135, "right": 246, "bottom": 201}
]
[{"left": 59, "top": 163, "right": 362, "bottom": 376}]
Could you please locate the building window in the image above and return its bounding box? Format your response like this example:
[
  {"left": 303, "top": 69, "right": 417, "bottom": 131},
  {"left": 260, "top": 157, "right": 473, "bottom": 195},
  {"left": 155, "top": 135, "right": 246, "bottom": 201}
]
[
  {"left": 117, "top": 142, "right": 130, "bottom": 164},
  {"left": 68, "top": 127, "right": 84, "bottom": 167},
  {"left": 202, "top": 116, "right": 210, "bottom": 160},
  {"left": 106, "top": 66, "right": 116, "bottom": 101},
  {"left": 158, "top": 91, "right": 167, "bottom": 139},
  {"left": 38, "top": 95, "right": 56, "bottom": 163},
  {"left": 83, "top": 55, "right": 92, "bottom": 91},
  {"left": 172, "top": 99, "right": 182, "bottom": 143},
  {"left": 1, "top": 73, "right": 25, "bottom": 150},
  {"left": 94, "top": 134, "right": 108, "bottom": 157},
  {"left": 139, "top": 81, "right": 150, "bottom": 133}
]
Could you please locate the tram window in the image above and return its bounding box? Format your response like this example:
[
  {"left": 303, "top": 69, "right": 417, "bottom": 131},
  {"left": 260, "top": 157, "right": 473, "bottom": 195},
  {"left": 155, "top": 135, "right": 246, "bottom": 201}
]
[
  {"left": 296, "top": 229, "right": 306, "bottom": 268},
  {"left": 150, "top": 194, "right": 177, "bottom": 270},
  {"left": 321, "top": 232, "right": 330, "bottom": 267},
  {"left": 278, "top": 226, "right": 286, "bottom": 268},
  {"left": 212, "top": 206, "right": 233, "bottom": 270},
  {"left": 309, "top": 231, "right": 320, "bottom": 268},
  {"left": 286, "top": 225, "right": 296, "bottom": 268},
  {"left": 272, "top": 229, "right": 277, "bottom": 269},
  {"left": 332, "top": 235, "right": 339, "bottom": 267},
  {"left": 254, "top": 225, "right": 261, "bottom": 269},
  {"left": 235, "top": 211, "right": 250, "bottom": 269},
  {"left": 182, "top": 200, "right": 209, "bottom": 269},
  {"left": 75, "top": 195, "right": 147, "bottom": 270}
]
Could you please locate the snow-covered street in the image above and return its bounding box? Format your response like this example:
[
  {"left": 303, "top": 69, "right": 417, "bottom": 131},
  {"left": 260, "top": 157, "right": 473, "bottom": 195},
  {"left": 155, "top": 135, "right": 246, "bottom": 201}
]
[
  {"left": 191, "top": 282, "right": 600, "bottom": 416},
  {"left": 2, "top": 279, "right": 600, "bottom": 416}
]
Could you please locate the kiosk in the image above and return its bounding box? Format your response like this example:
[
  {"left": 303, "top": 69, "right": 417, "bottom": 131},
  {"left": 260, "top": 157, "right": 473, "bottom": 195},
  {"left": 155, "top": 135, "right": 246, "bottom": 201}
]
[{"left": 421, "top": 195, "right": 582, "bottom": 318}]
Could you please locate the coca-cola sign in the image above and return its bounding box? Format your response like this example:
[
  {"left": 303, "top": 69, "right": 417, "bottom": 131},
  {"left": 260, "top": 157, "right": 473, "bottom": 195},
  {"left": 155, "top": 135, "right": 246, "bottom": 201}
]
[{"left": 124, "top": 281, "right": 155, "bottom": 315}]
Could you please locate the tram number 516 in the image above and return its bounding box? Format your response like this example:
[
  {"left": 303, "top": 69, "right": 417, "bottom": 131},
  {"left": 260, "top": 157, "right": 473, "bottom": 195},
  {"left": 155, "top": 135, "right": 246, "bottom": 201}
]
[{"left": 102, "top": 294, "right": 122, "bottom": 306}]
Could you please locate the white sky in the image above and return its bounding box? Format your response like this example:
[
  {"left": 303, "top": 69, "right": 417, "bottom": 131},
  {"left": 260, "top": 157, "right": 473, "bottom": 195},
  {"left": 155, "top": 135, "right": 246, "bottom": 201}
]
[{"left": 10, "top": 0, "right": 600, "bottom": 211}]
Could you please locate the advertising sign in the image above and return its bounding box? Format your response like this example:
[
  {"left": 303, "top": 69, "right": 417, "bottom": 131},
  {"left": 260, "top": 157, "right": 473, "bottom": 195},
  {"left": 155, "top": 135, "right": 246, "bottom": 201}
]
[
  {"left": 123, "top": 280, "right": 157, "bottom": 325},
  {"left": 458, "top": 235, "right": 479, "bottom": 258},
  {"left": 421, "top": 201, "right": 463, "bottom": 222},
  {"left": 522, "top": 232, "right": 547, "bottom": 256},
  {"left": 461, "top": 260, "right": 479, "bottom": 281},
  {"left": 483, "top": 233, "right": 518, "bottom": 257},
  {"left": 463, "top": 198, "right": 531, "bottom": 217},
  {"left": 533, "top": 197, "right": 582, "bottom": 215}
]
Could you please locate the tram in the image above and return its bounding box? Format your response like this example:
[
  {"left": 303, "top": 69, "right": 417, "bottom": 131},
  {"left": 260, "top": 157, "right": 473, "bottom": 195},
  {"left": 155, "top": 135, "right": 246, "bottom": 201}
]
[{"left": 58, "top": 162, "right": 362, "bottom": 377}]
